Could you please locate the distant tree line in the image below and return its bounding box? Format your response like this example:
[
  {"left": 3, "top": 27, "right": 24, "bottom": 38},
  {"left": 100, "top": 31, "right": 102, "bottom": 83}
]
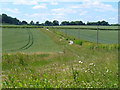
[
  {"left": 0, "top": 13, "right": 118, "bottom": 26},
  {"left": 1, "top": 14, "right": 21, "bottom": 25},
  {"left": 87, "top": 21, "right": 109, "bottom": 26}
]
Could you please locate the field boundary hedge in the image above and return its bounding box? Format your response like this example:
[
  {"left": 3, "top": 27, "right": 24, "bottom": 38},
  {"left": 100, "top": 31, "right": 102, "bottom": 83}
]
[{"left": 1, "top": 26, "right": 44, "bottom": 28}]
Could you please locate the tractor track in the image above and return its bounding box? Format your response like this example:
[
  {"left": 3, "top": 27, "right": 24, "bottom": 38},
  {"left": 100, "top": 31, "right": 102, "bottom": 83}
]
[
  {"left": 5, "top": 29, "right": 34, "bottom": 52},
  {"left": 19, "top": 29, "right": 34, "bottom": 50}
]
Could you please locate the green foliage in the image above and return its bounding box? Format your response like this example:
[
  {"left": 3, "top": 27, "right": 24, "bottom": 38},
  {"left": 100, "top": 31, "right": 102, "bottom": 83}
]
[
  {"left": 61, "top": 21, "right": 85, "bottom": 25},
  {"left": 21, "top": 21, "right": 28, "bottom": 25},
  {"left": 87, "top": 20, "right": 109, "bottom": 26},
  {"left": 53, "top": 20, "right": 59, "bottom": 26},
  {"left": 45, "top": 20, "right": 53, "bottom": 26},
  {"left": 74, "top": 40, "right": 83, "bottom": 45},
  {"left": 2, "top": 14, "right": 21, "bottom": 25},
  {"left": 30, "top": 21, "right": 34, "bottom": 25}
]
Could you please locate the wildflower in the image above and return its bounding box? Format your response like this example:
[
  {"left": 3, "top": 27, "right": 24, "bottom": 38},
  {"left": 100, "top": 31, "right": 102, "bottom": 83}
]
[
  {"left": 77, "top": 56, "right": 80, "bottom": 58},
  {"left": 69, "top": 40, "right": 74, "bottom": 45},
  {"left": 59, "top": 39, "right": 62, "bottom": 41},
  {"left": 106, "top": 69, "right": 109, "bottom": 72},
  {"left": 89, "top": 63, "right": 94, "bottom": 66},
  {"left": 82, "top": 68, "right": 85, "bottom": 70},
  {"left": 79, "top": 61, "right": 83, "bottom": 64},
  {"left": 90, "top": 71, "right": 94, "bottom": 74}
]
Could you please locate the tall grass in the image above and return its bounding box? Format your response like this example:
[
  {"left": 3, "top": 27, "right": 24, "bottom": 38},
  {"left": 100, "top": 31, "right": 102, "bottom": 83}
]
[
  {"left": 2, "top": 51, "right": 118, "bottom": 88},
  {"left": 2, "top": 27, "right": 118, "bottom": 88}
]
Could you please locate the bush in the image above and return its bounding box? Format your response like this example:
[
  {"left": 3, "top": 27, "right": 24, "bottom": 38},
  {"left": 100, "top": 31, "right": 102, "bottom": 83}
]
[{"left": 74, "top": 40, "right": 83, "bottom": 45}]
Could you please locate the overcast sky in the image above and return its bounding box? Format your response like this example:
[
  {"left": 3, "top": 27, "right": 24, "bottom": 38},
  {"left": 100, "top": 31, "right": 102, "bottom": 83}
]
[{"left": 0, "top": 0, "right": 118, "bottom": 24}]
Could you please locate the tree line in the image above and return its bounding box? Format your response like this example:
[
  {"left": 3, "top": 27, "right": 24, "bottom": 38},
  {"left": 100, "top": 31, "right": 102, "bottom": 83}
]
[{"left": 0, "top": 13, "right": 118, "bottom": 26}]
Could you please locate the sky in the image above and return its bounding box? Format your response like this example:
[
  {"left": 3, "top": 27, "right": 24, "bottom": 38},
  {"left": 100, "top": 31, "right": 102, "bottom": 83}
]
[{"left": 0, "top": 0, "right": 118, "bottom": 24}]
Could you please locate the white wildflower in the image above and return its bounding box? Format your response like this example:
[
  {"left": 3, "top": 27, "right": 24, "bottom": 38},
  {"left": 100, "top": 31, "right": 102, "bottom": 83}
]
[
  {"left": 89, "top": 63, "right": 94, "bottom": 66},
  {"left": 59, "top": 39, "right": 62, "bottom": 41},
  {"left": 106, "top": 69, "right": 109, "bottom": 72},
  {"left": 69, "top": 40, "right": 73, "bottom": 45},
  {"left": 79, "top": 61, "right": 83, "bottom": 64}
]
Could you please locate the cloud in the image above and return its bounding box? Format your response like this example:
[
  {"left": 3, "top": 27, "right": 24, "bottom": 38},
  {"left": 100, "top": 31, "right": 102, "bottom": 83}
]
[
  {"left": 52, "top": 13, "right": 64, "bottom": 16},
  {"left": 50, "top": 2, "right": 58, "bottom": 5},
  {"left": 13, "top": 0, "right": 39, "bottom": 5},
  {"left": 24, "top": 13, "right": 48, "bottom": 23},
  {"left": 70, "top": 1, "right": 117, "bottom": 12},
  {"left": 79, "top": 11, "right": 88, "bottom": 16},
  {"left": 51, "top": 8, "right": 76, "bottom": 14},
  {"left": 25, "top": 13, "right": 48, "bottom": 17},
  {"left": 51, "top": 5, "right": 88, "bottom": 17},
  {"left": 51, "top": 8, "right": 64, "bottom": 12},
  {"left": 108, "top": 17, "right": 116, "bottom": 20},
  {"left": 25, "top": 13, "right": 64, "bottom": 18},
  {"left": 32, "top": 4, "right": 47, "bottom": 9},
  {"left": 94, "top": 2, "right": 117, "bottom": 12},
  {"left": 3, "top": 8, "right": 20, "bottom": 14},
  {"left": 0, "top": 0, "right": 119, "bottom": 3},
  {"left": 24, "top": 12, "right": 65, "bottom": 23}
]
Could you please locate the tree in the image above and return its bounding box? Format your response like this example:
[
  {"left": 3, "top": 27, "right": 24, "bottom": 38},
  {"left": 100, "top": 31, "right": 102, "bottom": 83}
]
[
  {"left": 39, "top": 23, "right": 44, "bottom": 26},
  {"left": 53, "top": 20, "right": 59, "bottom": 26},
  {"left": 100, "top": 20, "right": 109, "bottom": 26},
  {"left": 36, "top": 21, "right": 39, "bottom": 25},
  {"left": 44, "top": 20, "right": 53, "bottom": 26},
  {"left": 70, "top": 21, "right": 76, "bottom": 25},
  {"left": 75, "top": 21, "right": 85, "bottom": 25},
  {"left": 1, "top": 13, "right": 21, "bottom": 25},
  {"left": 87, "top": 21, "right": 109, "bottom": 26},
  {"left": 61, "top": 21, "right": 70, "bottom": 25},
  {"left": 21, "top": 21, "right": 28, "bottom": 25},
  {"left": 30, "top": 21, "right": 34, "bottom": 25}
]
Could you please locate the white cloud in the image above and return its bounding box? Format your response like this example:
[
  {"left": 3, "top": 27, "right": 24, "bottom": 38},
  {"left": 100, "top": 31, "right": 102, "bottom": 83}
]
[
  {"left": 108, "top": 17, "right": 116, "bottom": 20},
  {"left": 24, "top": 12, "right": 65, "bottom": 23},
  {"left": 3, "top": 8, "right": 20, "bottom": 14},
  {"left": 51, "top": 8, "right": 76, "bottom": 14},
  {"left": 32, "top": 4, "right": 47, "bottom": 9},
  {"left": 52, "top": 13, "right": 64, "bottom": 16},
  {"left": 94, "top": 2, "right": 117, "bottom": 12},
  {"left": 51, "top": 8, "right": 64, "bottom": 12},
  {"left": 24, "top": 13, "right": 48, "bottom": 23},
  {"left": 70, "top": 1, "right": 117, "bottom": 12},
  {"left": 51, "top": 6, "right": 88, "bottom": 17},
  {"left": 25, "top": 13, "right": 64, "bottom": 18},
  {"left": 0, "top": 0, "right": 119, "bottom": 3},
  {"left": 50, "top": 2, "right": 58, "bottom": 5},
  {"left": 79, "top": 11, "right": 88, "bottom": 16},
  {"left": 25, "top": 13, "right": 48, "bottom": 17},
  {"left": 13, "top": 0, "right": 39, "bottom": 5}
]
